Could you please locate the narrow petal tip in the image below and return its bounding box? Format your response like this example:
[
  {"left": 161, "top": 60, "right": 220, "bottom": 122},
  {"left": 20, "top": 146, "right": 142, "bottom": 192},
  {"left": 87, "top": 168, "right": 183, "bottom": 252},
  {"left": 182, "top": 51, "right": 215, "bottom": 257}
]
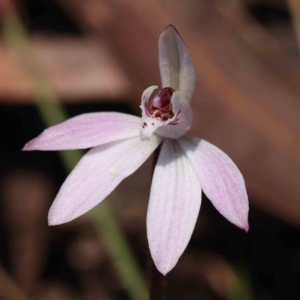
[
  {"left": 234, "top": 221, "right": 249, "bottom": 232},
  {"left": 233, "top": 217, "right": 249, "bottom": 232},
  {"left": 243, "top": 222, "right": 250, "bottom": 233},
  {"left": 22, "top": 140, "right": 35, "bottom": 151},
  {"left": 164, "top": 24, "right": 179, "bottom": 34},
  {"left": 153, "top": 258, "right": 174, "bottom": 276},
  {"left": 48, "top": 207, "right": 70, "bottom": 226},
  {"left": 158, "top": 268, "right": 169, "bottom": 277},
  {"left": 234, "top": 214, "right": 249, "bottom": 233},
  {"left": 48, "top": 203, "right": 81, "bottom": 226},
  {"left": 48, "top": 217, "right": 58, "bottom": 226}
]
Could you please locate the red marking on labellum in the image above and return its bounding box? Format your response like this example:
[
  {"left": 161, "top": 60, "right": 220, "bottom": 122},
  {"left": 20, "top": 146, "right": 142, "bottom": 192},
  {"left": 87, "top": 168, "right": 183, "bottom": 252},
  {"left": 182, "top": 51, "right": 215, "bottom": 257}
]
[
  {"left": 143, "top": 87, "right": 176, "bottom": 123},
  {"left": 168, "top": 110, "right": 181, "bottom": 125}
]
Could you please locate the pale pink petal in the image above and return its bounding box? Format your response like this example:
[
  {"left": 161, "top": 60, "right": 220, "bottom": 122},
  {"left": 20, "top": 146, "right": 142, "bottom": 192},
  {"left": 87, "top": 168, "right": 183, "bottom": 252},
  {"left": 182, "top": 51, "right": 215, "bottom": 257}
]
[
  {"left": 178, "top": 136, "right": 249, "bottom": 231},
  {"left": 155, "top": 91, "right": 192, "bottom": 139},
  {"left": 159, "top": 25, "right": 196, "bottom": 103},
  {"left": 23, "top": 112, "right": 141, "bottom": 151},
  {"left": 48, "top": 135, "right": 162, "bottom": 225},
  {"left": 147, "top": 140, "right": 201, "bottom": 275}
]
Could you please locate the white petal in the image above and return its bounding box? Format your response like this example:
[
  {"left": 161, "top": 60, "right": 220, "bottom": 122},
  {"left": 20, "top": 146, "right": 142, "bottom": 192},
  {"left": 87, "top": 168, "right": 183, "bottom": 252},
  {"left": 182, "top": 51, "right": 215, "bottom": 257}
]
[
  {"left": 159, "top": 25, "right": 196, "bottom": 103},
  {"left": 140, "top": 118, "right": 163, "bottom": 141},
  {"left": 23, "top": 112, "right": 141, "bottom": 150},
  {"left": 48, "top": 135, "right": 163, "bottom": 225},
  {"left": 147, "top": 140, "right": 201, "bottom": 275},
  {"left": 178, "top": 136, "right": 249, "bottom": 231},
  {"left": 155, "top": 92, "right": 192, "bottom": 139}
]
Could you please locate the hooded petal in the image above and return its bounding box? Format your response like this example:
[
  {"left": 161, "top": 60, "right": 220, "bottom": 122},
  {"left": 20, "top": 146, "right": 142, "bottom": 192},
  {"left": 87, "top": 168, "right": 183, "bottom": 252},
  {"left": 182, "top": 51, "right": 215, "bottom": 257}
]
[
  {"left": 147, "top": 140, "right": 201, "bottom": 275},
  {"left": 48, "top": 135, "right": 162, "bottom": 225},
  {"left": 178, "top": 136, "right": 249, "bottom": 231},
  {"left": 155, "top": 91, "right": 192, "bottom": 139},
  {"left": 23, "top": 112, "right": 141, "bottom": 151},
  {"left": 159, "top": 25, "right": 196, "bottom": 103}
]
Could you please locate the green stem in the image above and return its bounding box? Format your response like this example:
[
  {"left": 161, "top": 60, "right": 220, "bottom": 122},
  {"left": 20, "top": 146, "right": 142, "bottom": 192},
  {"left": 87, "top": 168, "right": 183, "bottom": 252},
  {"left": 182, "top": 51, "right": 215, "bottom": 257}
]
[{"left": 3, "top": 14, "right": 148, "bottom": 300}]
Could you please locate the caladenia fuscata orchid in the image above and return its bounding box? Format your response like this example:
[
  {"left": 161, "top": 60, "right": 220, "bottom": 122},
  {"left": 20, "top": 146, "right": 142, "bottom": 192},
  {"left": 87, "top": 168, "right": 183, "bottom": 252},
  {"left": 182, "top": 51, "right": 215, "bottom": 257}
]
[{"left": 23, "top": 25, "right": 249, "bottom": 275}]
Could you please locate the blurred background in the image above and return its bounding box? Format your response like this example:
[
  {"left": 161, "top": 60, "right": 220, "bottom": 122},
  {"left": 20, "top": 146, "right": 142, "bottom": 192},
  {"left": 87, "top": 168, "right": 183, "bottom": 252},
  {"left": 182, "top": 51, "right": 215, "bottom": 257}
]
[{"left": 1, "top": 0, "right": 300, "bottom": 299}]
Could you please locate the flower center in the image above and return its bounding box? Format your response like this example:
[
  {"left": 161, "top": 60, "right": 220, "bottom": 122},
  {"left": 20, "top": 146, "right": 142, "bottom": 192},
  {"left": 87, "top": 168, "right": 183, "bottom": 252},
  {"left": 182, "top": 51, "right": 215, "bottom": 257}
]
[{"left": 150, "top": 87, "right": 175, "bottom": 121}]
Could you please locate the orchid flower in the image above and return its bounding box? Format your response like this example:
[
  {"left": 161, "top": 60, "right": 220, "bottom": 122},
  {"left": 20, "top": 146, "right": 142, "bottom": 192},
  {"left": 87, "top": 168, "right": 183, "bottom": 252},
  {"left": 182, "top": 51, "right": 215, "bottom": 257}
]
[{"left": 23, "top": 25, "right": 249, "bottom": 275}]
